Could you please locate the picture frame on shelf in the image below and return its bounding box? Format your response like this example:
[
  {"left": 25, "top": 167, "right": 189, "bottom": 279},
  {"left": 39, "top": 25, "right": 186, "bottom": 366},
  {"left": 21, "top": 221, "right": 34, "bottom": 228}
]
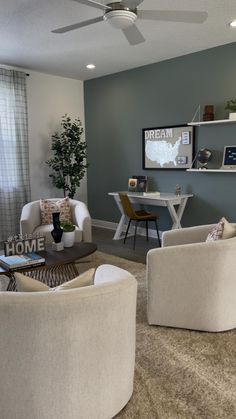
[{"left": 142, "top": 124, "right": 194, "bottom": 170}]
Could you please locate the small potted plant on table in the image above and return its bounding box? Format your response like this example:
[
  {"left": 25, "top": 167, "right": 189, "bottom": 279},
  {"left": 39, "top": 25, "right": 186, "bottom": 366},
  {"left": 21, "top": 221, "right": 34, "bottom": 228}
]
[{"left": 61, "top": 221, "right": 76, "bottom": 248}]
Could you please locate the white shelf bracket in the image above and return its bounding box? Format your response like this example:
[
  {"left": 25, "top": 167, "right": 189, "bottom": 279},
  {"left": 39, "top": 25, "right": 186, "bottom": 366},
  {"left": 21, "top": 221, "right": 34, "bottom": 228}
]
[{"left": 190, "top": 105, "right": 201, "bottom": 124}]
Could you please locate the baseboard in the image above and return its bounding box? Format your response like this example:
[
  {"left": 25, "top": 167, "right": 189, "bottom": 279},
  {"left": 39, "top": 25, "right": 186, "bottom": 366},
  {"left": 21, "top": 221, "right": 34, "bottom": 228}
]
[
  {"left": 92, "top": 219, "right": 118, "bottom": 230},
  {"left": 92, "top": 218, "right": 163, "bottom": 239}
]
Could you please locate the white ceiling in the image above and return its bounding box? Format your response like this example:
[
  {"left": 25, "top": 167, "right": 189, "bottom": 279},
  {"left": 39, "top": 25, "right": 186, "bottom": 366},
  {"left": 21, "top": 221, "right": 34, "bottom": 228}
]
[{"left": 1, "top": 0, "right": 236, "bottom": 80}]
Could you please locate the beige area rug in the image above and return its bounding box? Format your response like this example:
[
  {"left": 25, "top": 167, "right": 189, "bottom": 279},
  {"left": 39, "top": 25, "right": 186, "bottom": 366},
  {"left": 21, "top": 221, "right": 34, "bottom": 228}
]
[
  {"left": 77, "top": 251, "right": 236, "bottom": 419},
  {"left": 1, "top": 251, "right": 236, "bottom": 418}
]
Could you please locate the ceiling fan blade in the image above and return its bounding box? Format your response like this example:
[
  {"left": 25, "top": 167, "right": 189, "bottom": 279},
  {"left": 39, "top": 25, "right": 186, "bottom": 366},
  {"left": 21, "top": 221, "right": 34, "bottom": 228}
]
[
  {"left": 52, "top": 16, "right": 103, "bottom": 33},
  {"left": 122, "top": 24, "right": 145, "bottom": 45},
  {"left": 121, "top": 0, "right": 144, "bottom": 8},
  {"left": 138, "top": 10, "right": 208, "bottom": 23},
  {"left": 72, "top": 0, "right": 111, "bottom": 11}
]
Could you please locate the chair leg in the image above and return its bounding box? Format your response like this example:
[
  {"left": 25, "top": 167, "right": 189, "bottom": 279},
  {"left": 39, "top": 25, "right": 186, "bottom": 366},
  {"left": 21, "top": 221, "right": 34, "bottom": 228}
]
[
  {"left": 146, "top": 220, "right": 149, "bottom": 241},
  {"left": 133, "top": 220, "right": 138, "bottom": 250},
  {"left": 154, "top": 219, "right": 161, "bottom": 247},
  {"left": 124, "top": 218, "right": 131, "bottom": 244}
]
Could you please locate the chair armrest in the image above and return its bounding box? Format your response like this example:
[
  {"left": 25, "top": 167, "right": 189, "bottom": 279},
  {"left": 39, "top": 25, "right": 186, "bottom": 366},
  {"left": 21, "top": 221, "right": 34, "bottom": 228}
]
[
  {"left": 162, "top": 224, "right": 215, "bottom": 247},
  {"left": 20, "top": 202, "right": 41, "bottom": 235},
  {"left": 73, "top": 201, "right": 92, "bottom": 242}
]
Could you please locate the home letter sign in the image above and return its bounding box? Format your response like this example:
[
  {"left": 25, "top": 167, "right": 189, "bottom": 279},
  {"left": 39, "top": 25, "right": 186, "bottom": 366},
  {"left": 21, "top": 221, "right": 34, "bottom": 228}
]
[{"left": 4, "top": 237, "right": 46, "bottom": 256}]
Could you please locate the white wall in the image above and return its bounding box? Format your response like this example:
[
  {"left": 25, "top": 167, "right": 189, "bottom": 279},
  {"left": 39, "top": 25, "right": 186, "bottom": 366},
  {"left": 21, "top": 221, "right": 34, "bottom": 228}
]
[{"left": 26, "top": 71, "right": 87, "bottom": 202}]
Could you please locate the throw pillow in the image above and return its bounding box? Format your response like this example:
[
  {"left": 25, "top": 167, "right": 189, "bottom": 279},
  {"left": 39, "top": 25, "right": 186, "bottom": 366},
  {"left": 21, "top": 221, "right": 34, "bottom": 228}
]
[
  {"left": 206, "top": 217, "right": 236, "bottom": 242},
  {"left": 15, "top": 273, "right": 50, "bottom": 292},
  {"left": 53, "top": 268, "right": 95, "bottom": 291},
  {"left": 40, "top": 197, "right": 72, "bottom": 225},
  {"left": 206, "top": 218, "right": 224, "bottom": 242},
  {"left": 14, "top": 268, "right": 95, "bottom": 292},
  {"left": 222, "top": 217, "right": 236, "bottom": 239}
]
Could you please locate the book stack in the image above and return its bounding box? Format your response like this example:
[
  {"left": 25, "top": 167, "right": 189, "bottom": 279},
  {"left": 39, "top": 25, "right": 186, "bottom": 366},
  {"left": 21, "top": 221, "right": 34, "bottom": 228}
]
[
  {"left": 0, "top": 252, "right": 45, "bottom": 271},
  {"left": 143, "top": 191, "right": 160, "bottom": 197}
]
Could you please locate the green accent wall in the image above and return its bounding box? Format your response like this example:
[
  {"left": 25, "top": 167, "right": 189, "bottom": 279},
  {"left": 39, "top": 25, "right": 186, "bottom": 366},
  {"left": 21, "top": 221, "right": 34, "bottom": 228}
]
[{"left": 84, "top": 42, "right": 236, "bottom": 230}]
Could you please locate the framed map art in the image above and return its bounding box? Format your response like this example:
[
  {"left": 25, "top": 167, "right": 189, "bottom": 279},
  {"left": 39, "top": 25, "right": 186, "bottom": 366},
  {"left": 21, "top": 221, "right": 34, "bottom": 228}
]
[{"left": 142, "top": 124, "right": 194, "bottom": 169}]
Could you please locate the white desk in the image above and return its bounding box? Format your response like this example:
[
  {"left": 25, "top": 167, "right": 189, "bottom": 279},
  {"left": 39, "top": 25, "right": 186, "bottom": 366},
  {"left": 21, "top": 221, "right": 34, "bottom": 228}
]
[{"left": 108, "top": 192, "right": 193, "bottom": 240}]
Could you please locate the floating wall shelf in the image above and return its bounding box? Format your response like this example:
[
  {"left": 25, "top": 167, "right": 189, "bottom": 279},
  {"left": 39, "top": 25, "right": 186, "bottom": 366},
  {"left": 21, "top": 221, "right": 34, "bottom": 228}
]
[
  {"left": 188, "top": 119, "right": 236, "bottom": 126},
  {"left": 187, "top": 169, "right": 236, "bottom": 173}
]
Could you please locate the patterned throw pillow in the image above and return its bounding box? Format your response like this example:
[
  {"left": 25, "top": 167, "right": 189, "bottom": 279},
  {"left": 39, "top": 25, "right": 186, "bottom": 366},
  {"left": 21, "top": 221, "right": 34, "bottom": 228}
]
[
  {"left": 206, "top": 217, "right": 236, "bottom": 242},
  {"left": 206, "top": 218, "right": 224, "bottom": 242},
  {"left": 40, "top": 197, "right": 72, "bottom": 225}
]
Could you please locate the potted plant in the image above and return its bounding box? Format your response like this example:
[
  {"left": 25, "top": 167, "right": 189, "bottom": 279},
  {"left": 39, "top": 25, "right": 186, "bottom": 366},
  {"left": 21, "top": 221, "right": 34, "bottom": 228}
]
[
  {"left": 61, "top": 221, "right": 76, "bottom": 248},
  {"left": 46, "top": 115, "right": 88, "bottom": 199},
  {"left": 225, "top": 99, "right": 236, "bottom": 120}
]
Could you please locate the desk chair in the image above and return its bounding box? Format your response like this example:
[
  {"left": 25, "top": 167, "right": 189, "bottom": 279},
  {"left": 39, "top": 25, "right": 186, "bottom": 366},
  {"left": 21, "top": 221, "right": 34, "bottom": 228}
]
[{"left": 119, "top": 193, "right": 161, "bottom": 249}]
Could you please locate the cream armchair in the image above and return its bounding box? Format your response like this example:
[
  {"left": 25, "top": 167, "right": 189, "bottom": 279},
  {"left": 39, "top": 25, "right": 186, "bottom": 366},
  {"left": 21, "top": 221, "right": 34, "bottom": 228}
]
[
  {"left": 20, "top": 198, "right": 92, "bottom": 243},
  {"left": 147, "top": 224, "right": 236, "bottom": 332},
  {"left": 0, "top": 264, "right": 137, "bottom": 419}
]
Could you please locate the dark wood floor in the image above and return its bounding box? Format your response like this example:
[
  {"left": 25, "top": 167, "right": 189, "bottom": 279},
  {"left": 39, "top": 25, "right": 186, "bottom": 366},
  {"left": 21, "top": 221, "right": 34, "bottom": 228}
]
[{"left": 92, "top": 226, "right": 160, "bottom": 264}]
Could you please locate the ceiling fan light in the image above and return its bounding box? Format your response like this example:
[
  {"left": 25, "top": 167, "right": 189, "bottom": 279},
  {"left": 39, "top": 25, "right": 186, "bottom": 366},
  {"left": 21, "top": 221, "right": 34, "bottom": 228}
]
[
  {"left": 229, "top": 20, "right": 236, "bottom": 27},
  {"left": 103, "top": 10, "right": 137, "bottom": 29},
  {"left": 86, "top": 64, "right": 96, "bottom": 69}
]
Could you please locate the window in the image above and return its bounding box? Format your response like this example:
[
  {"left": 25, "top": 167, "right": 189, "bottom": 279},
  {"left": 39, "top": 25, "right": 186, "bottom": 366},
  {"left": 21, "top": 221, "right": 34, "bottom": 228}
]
[{"left": 0, "top": 69, "right": 30, "bottom": 240}]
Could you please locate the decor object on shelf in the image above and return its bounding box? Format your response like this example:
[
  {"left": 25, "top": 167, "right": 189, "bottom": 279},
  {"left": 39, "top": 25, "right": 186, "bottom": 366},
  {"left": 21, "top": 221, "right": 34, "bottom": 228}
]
[
  {"left": 20, "top": 199, "right": 92, "bottom": 244},
  {"left": 46, "top": 115, "right": 88, "bottom": 199},
  {"left": 225, "top": 99, "right": 236, "bottom": 120},
  {"left": 61, "top": 221, "right": 76, "bottom": 248},
  {"left": 203, "top": 105, "right": 214, "bottom": 121},
  {"left": 220, "top": 145, "right": 236, "bottom": 170},
  {"left": 197, "top": 148, "right": 212, "bottom": 169},
  {"left": 190, "top": 148, "right": 212, "bottom": 170},
  {"left": 143, "top": 125, "right": 194, "bottom": 169},
  {"left": 147, "top": 223, "right": 236, "bottom": 332},
  {"left": 0, "top": 264, "right": 137, "bottom": 419}
]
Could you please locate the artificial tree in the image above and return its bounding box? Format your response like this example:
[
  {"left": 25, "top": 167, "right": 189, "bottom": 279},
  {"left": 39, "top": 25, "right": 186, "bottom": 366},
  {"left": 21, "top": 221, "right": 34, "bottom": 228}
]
[{"left": 46, "top": 115, "right": 88, "bottom": 199}]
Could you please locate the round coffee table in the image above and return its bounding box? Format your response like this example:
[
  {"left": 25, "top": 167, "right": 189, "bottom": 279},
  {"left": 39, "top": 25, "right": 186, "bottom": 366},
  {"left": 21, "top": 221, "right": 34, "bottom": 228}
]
[{"left": 0, "top": 242, "right": 97, "bottom": 291}]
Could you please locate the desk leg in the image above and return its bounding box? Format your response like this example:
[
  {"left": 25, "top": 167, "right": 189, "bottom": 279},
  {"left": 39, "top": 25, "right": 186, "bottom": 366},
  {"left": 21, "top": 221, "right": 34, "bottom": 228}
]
[
  {"left": 112, "top": 195, "right": 131, "bottom": 240},
  {"left": 167, "top": 197, "right": 189, "bottom": 229},
  {"left": 175, "top": 197, "right": 188, "bottom": 228},
  {"left": 113, "top": 214, "right": 127, "bottom": 240},
  {"left": 166, "top": 201, "right": 182, "bottom": 229}
]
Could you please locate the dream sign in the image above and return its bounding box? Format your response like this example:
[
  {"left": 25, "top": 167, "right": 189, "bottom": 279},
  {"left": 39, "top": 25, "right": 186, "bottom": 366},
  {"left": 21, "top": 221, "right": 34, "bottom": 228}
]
[{"left": 4, "top": 237, "right": 46, "bottom": 256}]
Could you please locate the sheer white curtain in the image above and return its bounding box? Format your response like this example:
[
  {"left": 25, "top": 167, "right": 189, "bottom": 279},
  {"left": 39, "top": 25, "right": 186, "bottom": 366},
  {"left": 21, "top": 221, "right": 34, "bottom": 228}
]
[{"left": 0, "top": 69, "right": 31, "bottom": 241}]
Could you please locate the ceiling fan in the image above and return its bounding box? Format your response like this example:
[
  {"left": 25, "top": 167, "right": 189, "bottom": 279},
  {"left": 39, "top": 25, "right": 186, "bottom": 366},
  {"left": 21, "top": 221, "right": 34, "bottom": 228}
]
[{"left": 52, "top": 0, "right": 208, "bottom": 46}]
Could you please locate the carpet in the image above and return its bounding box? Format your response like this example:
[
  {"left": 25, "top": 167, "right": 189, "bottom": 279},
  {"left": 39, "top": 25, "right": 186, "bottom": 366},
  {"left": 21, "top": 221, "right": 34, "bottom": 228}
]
[
  {"left": 1, "top": 251, "right": 236, "bottom": 418},
  {"left": 77, "top": 251, "right": 236, "bottom": 419}
]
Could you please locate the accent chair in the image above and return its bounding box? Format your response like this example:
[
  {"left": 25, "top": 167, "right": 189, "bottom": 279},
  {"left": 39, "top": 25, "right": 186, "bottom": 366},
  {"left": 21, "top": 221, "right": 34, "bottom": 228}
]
[
  {"left": 0, "top": 264, "right": 137, "bottom": 419},
  {"left": 147, "top": 224, "right": 236, "bottom": 332},
  {"left": 20, "top": 198, "right": 92, "bottom": 243}
]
